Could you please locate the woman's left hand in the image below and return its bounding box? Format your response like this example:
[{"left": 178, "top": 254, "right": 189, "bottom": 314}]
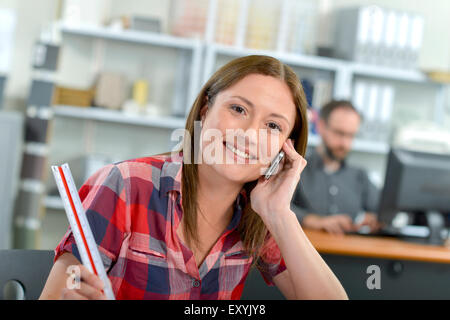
[{"left": 250, "top": 139, "right": 307, "bottom": 227}]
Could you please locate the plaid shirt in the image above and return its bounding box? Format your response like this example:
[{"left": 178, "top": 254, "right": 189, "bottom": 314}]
[{"left": 54, "top": 151, "right": 286, "bottom": 300}]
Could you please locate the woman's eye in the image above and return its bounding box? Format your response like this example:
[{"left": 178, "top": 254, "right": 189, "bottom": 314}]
[
  {"left": 268, "top": 122, "right": 282, "bottom": 132},
  {"left": 231, "top": 104, "right": 246, "bottom": 114}
]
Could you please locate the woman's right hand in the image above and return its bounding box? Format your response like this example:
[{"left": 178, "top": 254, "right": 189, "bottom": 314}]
[{"left": 60, "top": 264, "right": 108, "bottom": 300}]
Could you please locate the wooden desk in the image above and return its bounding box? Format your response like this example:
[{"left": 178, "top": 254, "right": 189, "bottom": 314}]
[
  {"left": 302, "top": 229, "right": 450, "bottom": 299},
  {"left": 304, "top": 229, "right": 450, "bottom": 264},
  {"left": 241, "top": 229, "right": 450, "bottom": 299}
]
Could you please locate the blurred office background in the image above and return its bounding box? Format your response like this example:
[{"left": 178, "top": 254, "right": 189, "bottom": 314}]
[{"left": 0, "top": 0, "right": 449, "bottom": 252}]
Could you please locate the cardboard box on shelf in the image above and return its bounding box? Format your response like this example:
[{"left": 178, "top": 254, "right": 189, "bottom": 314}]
[
  {"left": 53, "top": 86, "right": 95, "bottom": 107},
  {"left": 94, "top": 72, "right": 127, "bottom": 110}
]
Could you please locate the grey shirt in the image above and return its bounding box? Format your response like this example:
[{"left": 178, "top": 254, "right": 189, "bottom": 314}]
[{"left": 291, "top": 147, "right": 380, "bottom": 223}]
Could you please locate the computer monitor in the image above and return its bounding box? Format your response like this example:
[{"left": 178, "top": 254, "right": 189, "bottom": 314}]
[{"left": 378, "top": 148, "right": 450, "bottom": 245}]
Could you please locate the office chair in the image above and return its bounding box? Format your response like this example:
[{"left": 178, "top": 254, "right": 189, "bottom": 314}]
[{"left": 0, "top": 250, "right": 54, "bottom": 300}]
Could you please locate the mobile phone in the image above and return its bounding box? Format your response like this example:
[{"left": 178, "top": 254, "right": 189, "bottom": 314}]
[{"left": 264, "top": 151, "right": 285, "bottom": 180}]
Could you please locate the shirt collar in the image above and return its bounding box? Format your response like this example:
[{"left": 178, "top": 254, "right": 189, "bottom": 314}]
[
  {"left": 311, "top": 147, "right": 347, "bottom": 172},
  {"left": 159, "top": 150, "right": 183, "bottom": 196},
  {"left": 226, "top": 188, "right": 248, "bottom": 231}
]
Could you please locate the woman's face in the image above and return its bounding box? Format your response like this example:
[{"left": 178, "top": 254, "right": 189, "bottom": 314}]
[{"left": 199, "top": 73, "right": 297, "bottom": 184}]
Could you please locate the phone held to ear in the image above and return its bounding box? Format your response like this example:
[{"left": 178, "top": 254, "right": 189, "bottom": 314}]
[{"left": 264, "top": 151, "right": 285, "bottom": 180}]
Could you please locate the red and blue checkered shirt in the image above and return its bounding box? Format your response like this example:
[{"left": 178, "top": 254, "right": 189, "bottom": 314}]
[{"left": 54, "top": 151, "right": 286, "bottom": 299}]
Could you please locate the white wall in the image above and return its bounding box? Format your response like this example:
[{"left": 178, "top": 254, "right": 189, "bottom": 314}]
[
  {"left": 0, "top": 0, "right": 171, "bottom": 110},
  {"left": 0, "top": 0, "right": 60, "bottom": 110}
]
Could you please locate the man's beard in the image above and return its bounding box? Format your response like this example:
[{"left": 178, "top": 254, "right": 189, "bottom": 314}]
[{"left": 323, "top": 141, "right": 346, "bottom": 163}]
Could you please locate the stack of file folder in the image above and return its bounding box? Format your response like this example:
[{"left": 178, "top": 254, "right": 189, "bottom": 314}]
[
  {"left": 352, "top": 80, "right": 395, "bottom": 143},
  {"left": 333, "top": 6, "right": 424, "bottom": 69}
]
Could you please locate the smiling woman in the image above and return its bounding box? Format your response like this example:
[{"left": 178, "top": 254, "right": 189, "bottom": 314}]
[
  {"left": 40, "top": 55, "right": 348, "bottom": 300},
  {"left": 180, "top": 56, "right": 309, "bottom": 263}
]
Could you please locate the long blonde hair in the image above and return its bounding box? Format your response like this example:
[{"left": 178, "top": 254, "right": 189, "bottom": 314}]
[{"left": 173, "top": 55, "right": 308, "bottom": 261}]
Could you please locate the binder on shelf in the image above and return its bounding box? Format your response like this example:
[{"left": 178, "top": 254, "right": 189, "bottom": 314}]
[
  {"left": 378, "top": 85, "right": 395, "bottom": 142},
  {"left": 363, "top": 82, "right": 380, "bottom": 141},
  {"left": 369, "top": 7, "right": 385, "bottom": 66},
  {"left": 301, "top": 79, "right": 314, "bottom": 107},
  {"left": 20, "top": 153, "right": 46, "bottom": 181},
  {"left": 379, "top": 85, "right": 395, "bottom": 124},
  {"left": 24, "top": 116, "right": 50, "bottom": 143},
  {"left": 352, "top": 80, "right": 369, "bottom": 139},
  {"left": 333, "top": 6, "right": 375, "bottom": 63},
  {"left": 380, "top": 10, "right": 397, "bottom": 67},
  {"left": 32, "top": 42, "right": 60, "bottom": 71},
  {"left": 289, "top": 0, "right": 317, "bottom": 55},
  {"left": 276, "top": 0, "right": 291, "bottom": 53},
  {"left": 395, "top": 12, "right": 410, "bottom": 69},
  {"left": 356, "top": 6, "right": 371, "bottom": 63},
  {"left": 406, "top": 14, "right": 424, "bottom": 69},
  {"left": 367, "top": 83, "right": 379, "bottom": 122},
  {"left": 311, "top": 79, "right": 333, "bottom": 110},
  {"left": 352, "top": 80, "right": 367, "bottom": 114},
  {"left": 27, "top": 80, "right": 55, "bottom": 109}
]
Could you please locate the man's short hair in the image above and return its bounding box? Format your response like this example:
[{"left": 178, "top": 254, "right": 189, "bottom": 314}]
[{"left": 319, "top": 100, "right": 363, "bottom": 123}]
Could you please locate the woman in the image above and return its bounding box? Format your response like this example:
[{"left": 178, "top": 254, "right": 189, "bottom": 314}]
[{"left": 39, "top": 55, "right": 348, "bottom": 300}]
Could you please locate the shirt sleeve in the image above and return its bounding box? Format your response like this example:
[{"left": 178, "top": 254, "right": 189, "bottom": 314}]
[
  {"left": 53, "top": 164, "right": 129, "bottom": 272},
  {"left": 256, "top": 233, "right": 287, "bottom": 287}
]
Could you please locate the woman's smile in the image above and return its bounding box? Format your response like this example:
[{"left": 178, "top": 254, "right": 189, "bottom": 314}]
[{"left": 223, "top": 140, "right": 258, "bottom": 164}]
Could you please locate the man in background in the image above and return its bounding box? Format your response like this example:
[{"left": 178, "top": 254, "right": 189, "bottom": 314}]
[{"left": 292, "top": 100, "right": 382, "bottom": 235}]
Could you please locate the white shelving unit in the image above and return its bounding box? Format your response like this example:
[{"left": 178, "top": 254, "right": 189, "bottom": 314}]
[
  {"left": 348, "top": 62, "right": 429, "bottom": 83},
  {"left": 53, "top": 105, "right": 186, "bottom": 129},
  {"left": 204, "top": 43, "right": 432, "bottom": 82},
  {"left": 61, "top": 24, "right": 200, "bottom": 50},
  {"left": 203, "top": 43, "right": 343, "bottom": 77},
  {"left": 203, "top": 43, "right": 437, "bottom": 98},
  {"left": 60, "top": 23, "right": 204, "bottom": 117},
  {"left": 44, "top": 195, "right": 64, "bottom": 211}
]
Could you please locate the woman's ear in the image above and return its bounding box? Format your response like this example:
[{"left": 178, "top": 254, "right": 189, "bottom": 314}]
[{"left": 289, "top": 138, "right": 296, "bottom": 148}]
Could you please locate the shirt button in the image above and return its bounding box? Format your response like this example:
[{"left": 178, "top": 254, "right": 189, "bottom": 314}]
[
  {"left": 329, "top": 185, "right": 339, "bottom": 196},
  {"left": 192, "top": 279, "right": 200, "bottom": 288},
  {"left": 329, "top": 204, "right": 339, "bottom": 214}
]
